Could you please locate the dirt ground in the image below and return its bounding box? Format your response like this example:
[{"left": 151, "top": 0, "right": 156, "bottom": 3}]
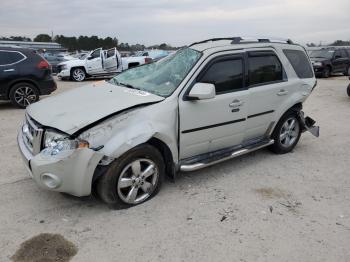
[{"left": 0, "top": 76, "right": 349, "bottom": 262}]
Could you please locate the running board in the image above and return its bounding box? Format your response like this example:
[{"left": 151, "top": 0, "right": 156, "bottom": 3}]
[{"left": 180, "top": 139, "right": 274, "bottom": 172}]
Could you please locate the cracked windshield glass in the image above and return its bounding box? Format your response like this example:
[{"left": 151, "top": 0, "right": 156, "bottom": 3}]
[{"left": 110, "top": 48, "right": 202, "bottom": 97}]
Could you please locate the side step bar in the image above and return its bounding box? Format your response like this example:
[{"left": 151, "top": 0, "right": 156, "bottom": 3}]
[{"left": 180, "top": 139, "right": 274, "bottom": 172}]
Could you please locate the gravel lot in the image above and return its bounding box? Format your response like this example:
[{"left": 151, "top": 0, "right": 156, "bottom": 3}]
[{"left": 1, "top": 76, "right": 349, "bottom": 262}]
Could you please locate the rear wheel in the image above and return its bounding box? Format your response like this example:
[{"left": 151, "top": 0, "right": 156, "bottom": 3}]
[
  {"left": 9, "top": 83, "right": 39, "bottom": 108},
  {"left": 71, "top": 68, "right": 86, "bottom": 81},
  {"left": 269, "top": 112, "right": 301, "bottom": 154},
  {"left": 96, "top": 144, "right": 164, "bottom": 209}
]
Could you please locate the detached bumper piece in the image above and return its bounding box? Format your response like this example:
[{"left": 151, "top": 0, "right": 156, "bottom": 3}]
[{"left": 298, "top": 111, "right": 320, "bottom": 137}]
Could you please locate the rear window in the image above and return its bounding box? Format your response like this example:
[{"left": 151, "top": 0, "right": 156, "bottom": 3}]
[
  {"left": 283, "top": 49, "right": 314, "bottom": 79},
  {"left": 248, "top": 53, "right": 283, "bottom": 86},
  {"left": 0, "top": 51, "right": 25, "bottom": 65}
]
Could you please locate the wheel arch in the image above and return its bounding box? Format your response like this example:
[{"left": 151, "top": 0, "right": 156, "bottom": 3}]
[
  {"left": 270, "top": 102, "right": 303, "bottom": 137},
  {"left": 147, "top": 137, "right": 176, "bottom": 179},
  {"left": 7, "top": 79, "right": 39, "bottom": 98}
]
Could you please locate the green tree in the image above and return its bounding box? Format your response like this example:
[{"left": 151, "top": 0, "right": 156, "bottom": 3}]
[{"left": 34, "top": 34, "right": 52, "bottom": 42}]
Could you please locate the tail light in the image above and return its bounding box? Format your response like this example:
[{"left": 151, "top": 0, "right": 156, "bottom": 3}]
[
  {"left": 37, "top": 60, "right": 50, "bottom": 69},
  {"left": 144, "top": 57, "right": 153, "bottom": 64}
]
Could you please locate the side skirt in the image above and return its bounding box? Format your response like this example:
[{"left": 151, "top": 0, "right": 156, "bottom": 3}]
[{"left": 179, "top": 138, "right": 274, "bottom": 172}]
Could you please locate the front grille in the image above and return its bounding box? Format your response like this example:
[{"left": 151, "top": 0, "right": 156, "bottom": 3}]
[{"left": 22, "top": 114, "right": 43, "bottom": 155}]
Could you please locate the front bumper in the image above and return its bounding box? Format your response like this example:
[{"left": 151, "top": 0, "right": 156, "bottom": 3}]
[
  {"left": 313, "top": 65, "right": 325, "bottom": 76},
  {"left": 17, "top": 128, "right": 103, "bottom": 197},
  {"left": 57, "top": 69, "right": 70, "bottom": 79}
]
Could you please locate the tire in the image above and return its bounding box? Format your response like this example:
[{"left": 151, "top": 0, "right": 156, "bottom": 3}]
[
  {"left": 322, "top": 67, "right": 331, "bottom": 78},
  {"left": 347, "top": 84, "right": 350, "bottom": 97},
  {"left": 96, "top": 144, "right": 165, "bottom": 209},
  {"left": 345, "top": 66, "right": 350, "bottom": 76},
  {"left": 269, "top": 111, "right": 302, "bottom": 154},
  {"left": 71, "top": 68, "right": 86, "bottom": 82},
  {"left": 9, "top": 82, "right": 39, "bottom": 108}
]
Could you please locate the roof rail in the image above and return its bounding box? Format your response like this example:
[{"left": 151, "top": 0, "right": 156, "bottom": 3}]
[{"left": 189, "top": 37, "right": 295, "bottom": 47}]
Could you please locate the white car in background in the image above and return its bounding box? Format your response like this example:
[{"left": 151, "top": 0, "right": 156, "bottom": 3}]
[
  {"left": 121, "top": 50, "right": 170, "bottom": 71},
  {"left": 57, "top": 47, "right": 123, "bottom": 81}
]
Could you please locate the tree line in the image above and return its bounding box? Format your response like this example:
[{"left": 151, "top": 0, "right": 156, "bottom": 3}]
[{"left": 0, "top": 34, "right": 177, "bottom": 52}]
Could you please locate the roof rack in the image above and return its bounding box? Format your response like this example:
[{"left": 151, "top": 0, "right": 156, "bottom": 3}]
[{"left": 189, "top": 37, "right": 294, "bottom": 47}]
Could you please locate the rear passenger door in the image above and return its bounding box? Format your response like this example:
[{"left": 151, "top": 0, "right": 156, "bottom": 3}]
[
  {"left": 244, "top": 50, "right": 290, "bottom": 141},
  {"left": 103, "top": 48, "right": 118, "bottom": 73}
]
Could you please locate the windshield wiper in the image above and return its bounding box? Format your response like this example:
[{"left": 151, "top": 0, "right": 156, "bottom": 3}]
[{"left": 115, "top": 81, "right": 141, "bottom": 90}]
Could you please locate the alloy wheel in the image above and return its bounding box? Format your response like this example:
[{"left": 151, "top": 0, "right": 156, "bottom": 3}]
[
  {"left": 14, "top": 86, "right": 37, "bottom": 107},
  {"left": 117, "top": 159, "right": 159, "bottom": 204},
  {"left": 279, "top": 117, "right": 300, "bottom": 148},
  {"left": 72, "top": 69, "right": 85, "bottom": 81}
]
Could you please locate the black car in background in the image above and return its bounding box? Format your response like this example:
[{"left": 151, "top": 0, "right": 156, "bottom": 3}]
[
  {"left": 309, "top": 48, "right": 350, "bottom": 78},
  {"left": 0, "top": 47, "right": 56, "bottom": 108}
]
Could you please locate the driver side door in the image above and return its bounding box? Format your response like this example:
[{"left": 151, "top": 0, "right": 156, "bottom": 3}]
[
  {"left": 179, "top": 54, "right": 249, "bottom": 159},
  {"left": 86, "top": 48, "right": 103, "bottom": 74}
]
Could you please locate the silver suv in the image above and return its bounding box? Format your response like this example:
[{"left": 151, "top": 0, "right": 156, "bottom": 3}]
[{"left": 18, "top": 37, "right": 319, "bottom": 208}]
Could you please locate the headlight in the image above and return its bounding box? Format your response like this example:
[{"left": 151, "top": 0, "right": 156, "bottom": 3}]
[
  {"left": 42, "top": 130, "right": 89, "bottom": 156},
  {"left": 60, "top": 64, "right": 68, "bottom": 70},
  {"left": 313, "top": 62, "right": 323, "bottom": 67}
]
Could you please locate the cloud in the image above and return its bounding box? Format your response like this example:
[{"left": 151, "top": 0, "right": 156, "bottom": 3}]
[{"left": 0, "top": 0, "right": 349, "bottom": 46}]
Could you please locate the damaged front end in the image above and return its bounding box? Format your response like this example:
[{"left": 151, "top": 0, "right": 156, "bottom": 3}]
[{"left": 298, "top": 111, "right": 320, "bottom": 137}]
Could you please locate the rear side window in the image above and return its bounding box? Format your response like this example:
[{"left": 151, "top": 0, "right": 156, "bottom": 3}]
[
  {"left": 199, "top": 58, "right": 244, "bottom": 94},
  {"left": 283, "top": 49, "right": 314, "bottom": 79},
  {"left": 0, "top": 51, "right": 25, "bottom": 66},
  {"left": 248, "top": 53, "right": 283, "bottom": 86},
  {"left": 106, "top": 49, "right": 115, "bottom": 58}
]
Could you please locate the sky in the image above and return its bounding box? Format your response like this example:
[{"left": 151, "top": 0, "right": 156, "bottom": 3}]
[{"left": 0, "top": 0, "right": 349, "bottom": 46}]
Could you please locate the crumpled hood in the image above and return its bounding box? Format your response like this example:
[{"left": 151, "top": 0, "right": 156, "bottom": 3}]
[{"left": 27, "top": 81, "right": 164, "bottom": 135}]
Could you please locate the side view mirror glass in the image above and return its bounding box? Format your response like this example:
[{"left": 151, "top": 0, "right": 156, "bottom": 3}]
[{"left": 187, "top": 83, "right": 216, "bottom": 100}]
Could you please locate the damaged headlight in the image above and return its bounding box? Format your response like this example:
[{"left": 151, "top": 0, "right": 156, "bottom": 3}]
[
  {"left": 42, "top": 130, "right": 89, "bottom": 156},
  {"left": 313, "top": 62, "right": 323, "bottom": 67}
]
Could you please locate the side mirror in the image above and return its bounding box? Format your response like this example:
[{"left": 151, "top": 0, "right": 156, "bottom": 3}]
[{"left": 187, "top": 83, "right": 216, "bottom": 100}]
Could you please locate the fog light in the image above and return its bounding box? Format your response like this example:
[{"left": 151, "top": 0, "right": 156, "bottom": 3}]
[{"left": 41, "top": 173, "right": 61, "bottom": 189}]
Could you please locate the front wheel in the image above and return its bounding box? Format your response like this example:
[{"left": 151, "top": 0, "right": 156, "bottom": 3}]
[
  {"left": 96, "top": 144, "right": 164, "bottom": 209},
  {"left": 71, "top": 68, "right": 86, "bottom": 82},
  {"left": 269, "top": 112, "right": 301, "bottom": 154},
  {"left": 322, "top": 67, "right": 331, "bottom": 78},
  {"left": 345, "top": 66, "right": 350, "bottom": 76}
]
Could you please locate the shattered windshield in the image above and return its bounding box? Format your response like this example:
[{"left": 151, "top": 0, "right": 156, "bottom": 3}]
[
  {"left": 110, "top": 48, "right": 202, "bottom": 97},
  {"left": 310, "top": 50, "right": 334, "bottom": 59}
]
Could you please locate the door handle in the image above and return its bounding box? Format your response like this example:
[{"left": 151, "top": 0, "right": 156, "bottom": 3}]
[
  {"left": 277, "top": 89, "right": 288, "bottom": 96},
  {"left": 3, "top": 69, "right": 15, "bottom": 72},
  {"left": 229, "top": 99, "right": 244, "bottom": 108}
]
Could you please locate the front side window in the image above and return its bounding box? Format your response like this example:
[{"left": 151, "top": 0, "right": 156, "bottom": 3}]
[
  {"left": 283, "top": 49, "right": 314, "bottom": 79},
  {"left": 199, "top": 58, "right": 243, "bottom": 94},
  {"left": 248, "top": 53, "right": 283, "bottom": 86},
  {"left": 110, "top": 48, "right": 202, "bottom": 97},
  {"left": 90, "top": 49, "right": 101, "bottom": 59}
]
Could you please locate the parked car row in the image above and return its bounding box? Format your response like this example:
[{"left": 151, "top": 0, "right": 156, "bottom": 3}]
[{"left": 309, "top": 47, "right": 350, "bottom": 78}]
